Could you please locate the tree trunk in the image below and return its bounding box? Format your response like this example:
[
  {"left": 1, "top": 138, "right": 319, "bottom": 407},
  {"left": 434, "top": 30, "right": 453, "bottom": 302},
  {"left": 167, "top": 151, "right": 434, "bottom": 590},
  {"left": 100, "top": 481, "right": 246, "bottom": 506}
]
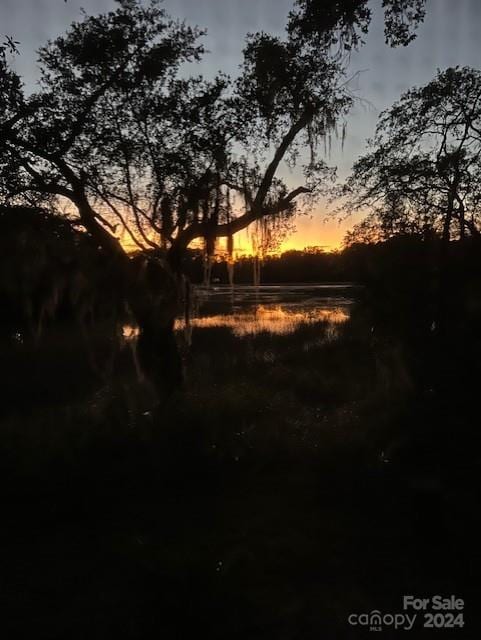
[
  {"left": 135, "top": 316, "right": 183, "bottom": 396},
  {"left": 75, "top": 194, "right": 184, "bottom": 397},
  {"left": 127, "top": 255, "right": 184, "bottom": 396},
  {"left": 436, "top": 195, "right": 454, "bottom": 337},
  {"left": 441, "top": 199, "right": 452, "bottom": 244}
]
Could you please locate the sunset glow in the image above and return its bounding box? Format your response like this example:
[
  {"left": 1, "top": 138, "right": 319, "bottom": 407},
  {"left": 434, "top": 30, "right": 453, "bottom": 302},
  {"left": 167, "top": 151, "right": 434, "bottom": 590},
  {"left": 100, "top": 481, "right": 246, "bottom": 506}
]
[{"left": 118, "top": 215, "right": 347, "bottom": 256}]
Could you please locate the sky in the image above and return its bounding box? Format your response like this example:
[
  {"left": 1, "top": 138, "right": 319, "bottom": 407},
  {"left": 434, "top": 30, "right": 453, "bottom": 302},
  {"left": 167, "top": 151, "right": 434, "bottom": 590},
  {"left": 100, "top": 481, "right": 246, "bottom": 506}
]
[{"left": 1, "top": 0, "right": 480, "bottom": 251}]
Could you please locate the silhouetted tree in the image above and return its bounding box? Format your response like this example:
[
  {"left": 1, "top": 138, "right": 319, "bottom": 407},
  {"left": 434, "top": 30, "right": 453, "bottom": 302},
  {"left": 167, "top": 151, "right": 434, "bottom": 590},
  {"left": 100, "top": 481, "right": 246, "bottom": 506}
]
[
  {"left": 0, "top": 0, "right": 426, "bottom": 393},
  {"left": 340, "top": 67, "right": 481, "bottom": 245}
]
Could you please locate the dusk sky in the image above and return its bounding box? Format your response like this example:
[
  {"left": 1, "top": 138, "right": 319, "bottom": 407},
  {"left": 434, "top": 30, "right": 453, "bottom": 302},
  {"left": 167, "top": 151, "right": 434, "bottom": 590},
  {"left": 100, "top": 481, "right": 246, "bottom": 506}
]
[{"left": 2, "top": 0, "right": 480, "bottom": 251}]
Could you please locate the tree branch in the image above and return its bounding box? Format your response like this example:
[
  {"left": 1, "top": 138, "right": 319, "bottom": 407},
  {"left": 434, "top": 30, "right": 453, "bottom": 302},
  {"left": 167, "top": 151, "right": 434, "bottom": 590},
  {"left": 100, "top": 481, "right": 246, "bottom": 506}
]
[
  {"left": 172, "top": 185, "right": 310, "bottom": 251},
  {"left": 53, "top": 53, "right": 139, "bottom": 158},
  {"left": 253, "top": 110, "right": 312, "bottom": 211},
  {"left": 18, "top": 157, "right": 75, "bottom": 199},
  {"left": 89, "top": 182, "right": 148, "bottom": 251}
]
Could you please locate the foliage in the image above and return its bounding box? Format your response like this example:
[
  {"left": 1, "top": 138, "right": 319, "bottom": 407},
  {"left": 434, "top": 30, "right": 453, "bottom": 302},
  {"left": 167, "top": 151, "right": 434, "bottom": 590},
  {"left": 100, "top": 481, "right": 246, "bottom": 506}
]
[
  {"left": 0, "top": 205, "right": 126, "bottom": 340},
  {"left": 288, "top": 0, "right": 425, "bottom": 49},
  {"left": 0, "top": 0, "right": 426, "bottom": 265},
  {"left": 339, "top": 67, "right": 481, "bottom": 244}
]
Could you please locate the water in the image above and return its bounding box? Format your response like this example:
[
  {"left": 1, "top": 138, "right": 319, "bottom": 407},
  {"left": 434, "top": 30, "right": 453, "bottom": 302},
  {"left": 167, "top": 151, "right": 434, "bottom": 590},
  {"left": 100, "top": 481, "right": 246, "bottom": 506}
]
[{"left": 176, "top": 284, "right": 357, "bottom": 336}]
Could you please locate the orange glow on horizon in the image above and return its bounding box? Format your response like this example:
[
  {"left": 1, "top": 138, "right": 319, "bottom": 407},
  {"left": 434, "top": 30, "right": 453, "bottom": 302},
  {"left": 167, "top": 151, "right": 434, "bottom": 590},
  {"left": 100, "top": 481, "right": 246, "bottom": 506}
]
[{"left": 117, "top": 210, "right": 355, "bottom": 256}]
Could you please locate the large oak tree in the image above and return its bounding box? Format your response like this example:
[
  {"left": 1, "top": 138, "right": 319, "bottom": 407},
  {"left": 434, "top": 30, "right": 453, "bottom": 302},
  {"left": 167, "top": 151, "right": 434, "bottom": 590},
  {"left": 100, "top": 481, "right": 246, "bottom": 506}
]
[{"left": 0, "top": 0, "right": 426, "bottom": 391}]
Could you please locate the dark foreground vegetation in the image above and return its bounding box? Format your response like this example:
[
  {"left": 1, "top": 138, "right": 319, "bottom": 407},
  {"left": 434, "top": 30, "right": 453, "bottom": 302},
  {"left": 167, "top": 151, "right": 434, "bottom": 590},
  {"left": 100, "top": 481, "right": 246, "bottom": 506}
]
[
  {"left": 1, "top": 0, "right": 480, "bottom": 636},
  {"left": 1, "top": 215, "right": 480, "bottom": 638}
]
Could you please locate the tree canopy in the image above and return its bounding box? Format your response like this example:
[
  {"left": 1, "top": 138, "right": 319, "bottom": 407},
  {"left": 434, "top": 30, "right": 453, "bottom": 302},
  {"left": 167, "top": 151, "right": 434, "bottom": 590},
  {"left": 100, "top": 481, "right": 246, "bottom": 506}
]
[
  {"left": 340, "top": 66, "right": 481, "bottom": 245},
  {"left": 0, "top": 0, "right": 426, "bottom": 268}
]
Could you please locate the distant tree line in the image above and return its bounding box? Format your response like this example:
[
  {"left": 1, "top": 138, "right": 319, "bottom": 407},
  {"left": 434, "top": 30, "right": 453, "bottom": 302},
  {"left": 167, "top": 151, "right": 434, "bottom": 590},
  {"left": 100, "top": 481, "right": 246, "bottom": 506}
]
[{"left": 181, "top": 233, "right": 480, "bottom": 287}]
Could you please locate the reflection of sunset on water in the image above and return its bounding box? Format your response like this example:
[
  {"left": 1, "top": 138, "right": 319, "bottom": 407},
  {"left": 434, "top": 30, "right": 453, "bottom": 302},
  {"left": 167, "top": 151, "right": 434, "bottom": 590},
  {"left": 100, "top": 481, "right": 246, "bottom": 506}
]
[
  {"left": 122, "top": 324, "right": 140, "bottom": 340},
  {"left": 175, "top": 304, "right": 349, "bottom": 337}
]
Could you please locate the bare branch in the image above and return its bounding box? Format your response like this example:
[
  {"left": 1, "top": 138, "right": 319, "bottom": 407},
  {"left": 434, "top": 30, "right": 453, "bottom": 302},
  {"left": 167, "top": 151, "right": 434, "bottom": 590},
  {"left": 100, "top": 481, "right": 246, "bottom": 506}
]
[{"left": 253, "top": 110, "right": 312, "bottom": 211}]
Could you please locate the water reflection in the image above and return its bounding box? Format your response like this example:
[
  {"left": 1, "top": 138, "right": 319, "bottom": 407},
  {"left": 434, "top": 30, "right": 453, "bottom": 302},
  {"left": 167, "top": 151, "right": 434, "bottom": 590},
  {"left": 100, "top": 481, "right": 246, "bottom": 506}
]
[
  {"left": 176, "top": 284, "right": 356, "bottom": 337},
  {"left": 122, "top": 286, "right": 356, "bottom": 338},
  {"left": 175, "top": 304, "right": 349, "bottom": 336},
  {"left": 122, "top": 324, "right": 140, "bottom": 340}
]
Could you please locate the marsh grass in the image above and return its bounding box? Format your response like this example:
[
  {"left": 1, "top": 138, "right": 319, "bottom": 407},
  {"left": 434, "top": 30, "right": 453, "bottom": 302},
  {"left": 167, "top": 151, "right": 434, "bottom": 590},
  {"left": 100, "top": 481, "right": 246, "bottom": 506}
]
[{"left": 1, "top": 307, "right": 478, "bottom": 639}]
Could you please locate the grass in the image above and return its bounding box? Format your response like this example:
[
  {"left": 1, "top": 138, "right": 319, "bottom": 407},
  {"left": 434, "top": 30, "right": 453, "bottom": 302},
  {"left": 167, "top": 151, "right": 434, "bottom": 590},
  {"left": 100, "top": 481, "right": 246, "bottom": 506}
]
[{"left": 1, "top": 304, "right": 479, "bottom": 639}]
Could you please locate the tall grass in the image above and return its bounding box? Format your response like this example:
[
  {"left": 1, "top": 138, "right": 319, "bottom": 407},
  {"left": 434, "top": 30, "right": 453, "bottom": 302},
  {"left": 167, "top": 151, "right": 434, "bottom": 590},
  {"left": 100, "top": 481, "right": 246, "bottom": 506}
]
[{"left": 1, "top": 304, "right": 478, "bottom": 639}]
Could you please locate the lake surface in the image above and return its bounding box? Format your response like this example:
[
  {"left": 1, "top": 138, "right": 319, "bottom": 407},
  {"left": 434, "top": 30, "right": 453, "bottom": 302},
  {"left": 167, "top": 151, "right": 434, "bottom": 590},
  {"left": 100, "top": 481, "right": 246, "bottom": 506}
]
[{"left": 176, "top": 284, "right": 357, "bottom": 336}]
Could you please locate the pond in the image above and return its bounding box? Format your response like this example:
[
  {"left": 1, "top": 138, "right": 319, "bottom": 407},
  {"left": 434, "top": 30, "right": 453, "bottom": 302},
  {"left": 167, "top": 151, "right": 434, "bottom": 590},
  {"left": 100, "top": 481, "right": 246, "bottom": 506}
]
[{"left": 175, "top": 284, "right": 358, "bottom": 336}]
